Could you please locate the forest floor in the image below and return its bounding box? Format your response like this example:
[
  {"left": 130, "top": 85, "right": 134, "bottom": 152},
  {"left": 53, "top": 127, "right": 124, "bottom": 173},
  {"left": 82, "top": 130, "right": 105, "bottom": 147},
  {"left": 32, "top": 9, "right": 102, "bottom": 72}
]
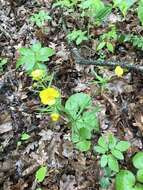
[{"left": 0, "top": 0, "right": 143, "bottom": 190}]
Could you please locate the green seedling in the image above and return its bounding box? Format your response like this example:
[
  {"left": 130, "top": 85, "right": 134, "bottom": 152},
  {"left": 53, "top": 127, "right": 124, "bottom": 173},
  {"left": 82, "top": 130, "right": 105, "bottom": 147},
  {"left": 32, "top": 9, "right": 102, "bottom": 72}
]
[
  {"left": 91, "top": 70, "right": 110, "bottom": 90},
  {"left": 122, "top": 34, "right": 143, "bottom": 50},
  {"left": 21, "top": 133, "right": 30, "bottom": 141},
  {"left": 115, "top": 152, "right": 143, "bottom": 190},
  {"left": 65, "top": 93, "right": 99, "bottom": 152},
  {"left": 67, "top": 29, "right": 88, "bottom": 45},
  {"left": 94, "top": 134, "right": 130, "bottom": 172},
  {"left": 0, "top": 58, "right": 8, "bottom": 72},
  {"left": 100, "top": 167, "right": 113, "bottom": 189},
  {"left": 35, "top": 166, "right": 48, "bottom": 183},
  {"left": 30, "top": 10, "right": 51, "bottom": 28},
  {"left": 97, "top": 26, "right": 117, "bottom": 53},
  {"left": 16, "top": 42, "right": 55, "bottom": 72}
]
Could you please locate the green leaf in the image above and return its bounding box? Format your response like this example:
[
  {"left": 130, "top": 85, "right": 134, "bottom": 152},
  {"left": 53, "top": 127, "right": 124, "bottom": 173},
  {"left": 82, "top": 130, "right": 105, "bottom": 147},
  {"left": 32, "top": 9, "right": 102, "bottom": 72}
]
[
  {"left": 115, "top": 170, "right": 136, "bottom": 190},
  {"left": 31, "top": 43, "right": 42, "bottom": 52},
  {"left": 111, "top": 149, "right": 124, "bottom": 160},
  {"left": 98, "top": 136, "right": 108, "bottom": 151},
  {"left": 97, "top": 41, "right": 106, "bottom": 51},
  {"left": 138, "top": 0, "right": 143, "bottom": 25},
  {"left": 100, "top": 155, "right": 108, "bottom": 168},
  {"left": 76, "top": 140, "right": 91, "bottom": 152},
  {"left": 65, "top": 93, "right": 92, "bottom": 119},
  {"left": 108, "top": 134, "right": 117, "bottom": 150},
  {"left": 115, "top": 141, "right": 130, "bottom": 152},
  {"left": 137, "top": 169, "right": 143, "bottom": 183},
  {"left": 106, "top": 42, "right": 114, "bottom": 52},
  {"left": 36, "top": 188, "right": 42, "bottom": 190},
  {"left": 108, "top": 154, "right": 119, "bottom": 172},
  {"left": 132, "top": 152, "right": 143, "bottom": 169},
  {"left": 78, "top": 127, "right": 91, "bottom": 140},
  {"left": 113, "top": 0, "right": 136, "bottom": 16},
  {"left": 21, "top": 133, "right": 30, "bottom": 141},
  {"left": 94, "top": 145, "right": 106, "bottom": 154},
  {"left": 100, "top": 177, "right": 110, "bottom": 189},
  {"left": 35, "top": 166, "right": 47, "bottom": 182},
  {"left": 37, "top": 47, "right": 55, "bottom": 62}
]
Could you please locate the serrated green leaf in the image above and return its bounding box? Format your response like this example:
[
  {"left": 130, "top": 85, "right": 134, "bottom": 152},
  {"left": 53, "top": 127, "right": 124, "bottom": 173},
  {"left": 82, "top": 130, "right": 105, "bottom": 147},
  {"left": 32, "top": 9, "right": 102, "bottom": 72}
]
[
  {"left": 21, "top": 133, "right": 30, "bottom": 141},
  {"left": 37, "top": 47, "right": 55, "bottom": 62},
  {"left": 115, "top": 141, "right": 130, "bottom": 152},
  {"left": 76, "top": 140, "right": 91, "bottom": 152},
  {"left": 65, "top": 93, "right": 92, "bottom": 119},
  {"left": 133, "top": 152, "right": 143, "bottom": 169},
  {"left": 111, "top": 149, "right": 124, "bottom": 160},
  {"left": 35, "top": 166, "right": 47, "bottom": 182},
  {"left": 31, "top": 43, "right": 42, "bottom": 52},
  {"left": 100, "top": 155, "right": 108, "bottom": 167},
  {"left": 108, "top": 154, "right": 119, "bottom": 172}
]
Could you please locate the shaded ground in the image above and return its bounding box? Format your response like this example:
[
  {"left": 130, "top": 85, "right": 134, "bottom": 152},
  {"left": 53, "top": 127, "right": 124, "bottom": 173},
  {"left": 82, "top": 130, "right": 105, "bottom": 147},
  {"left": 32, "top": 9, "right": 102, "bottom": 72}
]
[{"left": 0, "top": 0, "right": 143, "bottom": 190}]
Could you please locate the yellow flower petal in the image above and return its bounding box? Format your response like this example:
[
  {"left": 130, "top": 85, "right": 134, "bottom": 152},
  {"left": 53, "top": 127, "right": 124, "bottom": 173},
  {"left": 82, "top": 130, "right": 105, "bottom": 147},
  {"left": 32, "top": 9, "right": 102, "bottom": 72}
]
[
  {"left": 39, "top": 87, "right": 60, "bottom": 105},
  {"left": 115, "top": 66, "right": 123, "bottom": 77},
  {"left": 51, "top": 113, "right": 60, "bottom": 121},
  {"left": 31, "top": 69, "right": 45, "bottom": 81}
]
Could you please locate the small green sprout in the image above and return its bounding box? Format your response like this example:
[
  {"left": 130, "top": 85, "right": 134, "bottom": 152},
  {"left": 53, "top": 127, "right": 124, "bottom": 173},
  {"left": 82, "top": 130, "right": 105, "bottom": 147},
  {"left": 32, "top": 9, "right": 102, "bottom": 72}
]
[
  {"left": 21, "top": 133, "right": 30, "bottom": 141},
  {"left": 94, "top": 134, "right": 130, "bottom": 172},
  {"left": 35, "top": 166, "right": 48, "bottom": 183},
  {"left": 30, "top": 10, "right": 51, "bottom": 28},
  {"left": 97, "top": 26, "right": 117, "bottom": 53},
  {"left": 67, "top": 29, "right": 88, "bottom": 45}
]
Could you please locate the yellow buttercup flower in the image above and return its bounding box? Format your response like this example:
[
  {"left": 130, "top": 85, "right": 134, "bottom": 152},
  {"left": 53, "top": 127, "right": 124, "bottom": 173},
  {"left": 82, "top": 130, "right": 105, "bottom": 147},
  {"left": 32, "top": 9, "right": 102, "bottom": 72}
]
[
  {"left": 115, "top": 66, "right": 123, "bottom": 77},
  {"left": 39, "top": 87, "right": 60, "bottom": 105},
  {"left": 31, "top": 69, "right": 45, "bottom": 81},
  {"left": 51, "top": 113, "right": 60, "bottom": 121}
]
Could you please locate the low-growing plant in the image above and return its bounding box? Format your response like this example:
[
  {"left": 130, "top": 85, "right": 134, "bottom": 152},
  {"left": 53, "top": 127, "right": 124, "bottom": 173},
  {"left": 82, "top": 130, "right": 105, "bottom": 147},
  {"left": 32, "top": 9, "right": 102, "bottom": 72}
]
[
  {"left": 94, "top": 134, "right": 130, "bottom": 172},
  {"left": 67, "top": 29, "right": 88, "bottom": 45},
  {"left": 115, "top": 152, "right": 143, "bottom": 190},
  {"left": 97, "top": 26, "right": 117, "bottom": 53},
  {"left": 0, "top": 58, "right": 8, "bottom": 72},
  {"left": 16, "top": 42, "right": 55, "bottom": 72},
  {"left": 30, "top": 10, "right": 51, "bottom": 28},
  {"left": 90, "top": 70, "right": 110, "bottom": 90},
  {"left": 122, "top": 34, "right": 143, "bottom": 50},
  {"left": 65, "top": 93, "right": 99, "bottom": 152},
  {"left": 99, "top": 167, "right": 113, "bottom": 189}
]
